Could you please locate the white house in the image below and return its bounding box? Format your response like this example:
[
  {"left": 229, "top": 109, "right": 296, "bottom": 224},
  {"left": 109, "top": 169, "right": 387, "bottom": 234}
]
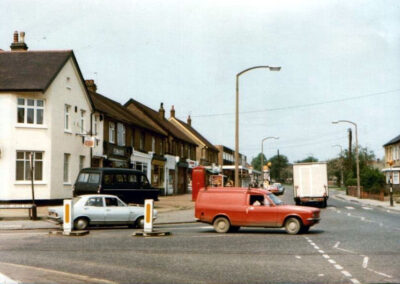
[{"left": 0, "top": 32, "right": 93, "bottom": 201}]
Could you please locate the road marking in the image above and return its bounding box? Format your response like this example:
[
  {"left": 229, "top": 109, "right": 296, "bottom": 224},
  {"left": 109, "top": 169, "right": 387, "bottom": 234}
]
[
  {"left": 318, "top": 250, "right": 324, "bottom": 254},
  {"left": 337, "top": 210, "right": 341, "bottom": 213},
  {"left": 0, "top": 262, "right": 116, "bottom": 284},
  {"left": 333, "top": 242, "right": 356, "bottom": 254},
  {"left": 386, "top": 210, "right": 391, "bottom": 213},
  {"left": 322, "top": 254, "right": 330, "bottom": 259},
  {"left": 328, "top": 259, "right": 336, "bottom": 264},
  {"left": 334, "top": 264, "right": 343, "bottom": 270},
  {"left": 345, "top": 206, "right": 355, "bottom": 210},
  {"left": 318, "top": 274, "right": 324, "bottom": 277},
  {"left": 362, "top": 207, "right": 373, "bottom": 210},
  {"left": 361, "top": 217, "right": 365, "bottom": 221},
  {"left": 362, "top": 257, "right": 369, "bottom": 268},
  {"left": 367, "top": 268, "right": 393, "bottom": 278},
  {"left": 313, "top": 245, "right": 320, "bottom": 249},
  {"left": 350, "top": 279, "right": 361, "bottom": 284},
  {"left": 295, "top": 256, "right": 301, "bottom": 259},
  {"left": 333, "top": 242, "right": 340, "bottom": 248},
  {"left": 0, "top": 272, "right": 19, "bottom": 284},
  {"left": 347, "top": 213, "right": 352, "bottom": 216},
  {"left": 341, "top": 271, "right": 352, "bottom": 277}
]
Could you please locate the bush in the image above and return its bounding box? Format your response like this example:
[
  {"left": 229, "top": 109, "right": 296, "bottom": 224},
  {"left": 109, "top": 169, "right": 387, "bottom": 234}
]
[{"left": 360, "top": 167, "right": 385, "bottom": 192}]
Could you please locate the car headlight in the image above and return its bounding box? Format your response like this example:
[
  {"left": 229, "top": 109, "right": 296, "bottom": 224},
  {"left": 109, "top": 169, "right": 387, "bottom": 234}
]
[{"left": 312, "top": 212, "right": 319, "bottom": 218}]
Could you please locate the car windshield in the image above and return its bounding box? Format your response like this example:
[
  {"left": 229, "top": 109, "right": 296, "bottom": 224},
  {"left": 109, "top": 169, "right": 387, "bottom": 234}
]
[{"left": 268, "top": 193, "right": 283, "bottom": 205}]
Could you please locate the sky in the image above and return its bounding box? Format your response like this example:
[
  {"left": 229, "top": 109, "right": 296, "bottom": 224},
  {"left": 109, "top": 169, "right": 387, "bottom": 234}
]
[{"left": 1, "top": 0, "right": 399, "bottom": 163}]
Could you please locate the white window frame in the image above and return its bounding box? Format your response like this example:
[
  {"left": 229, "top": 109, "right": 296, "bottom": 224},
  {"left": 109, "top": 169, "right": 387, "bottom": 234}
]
[
  {"left": 16, "top": 151, "right": 43, "bottom": 181},
  {"left": 63, "top": 153, "right": 70, "bottom": 183},
  {"left": 64, "top": 104, "right": 71, "bottom": 131},
  {"left": 17, "top": 98, "right": 44, "bottom": 125},
  {"left": 117, "top": 123, "right": 126, "bottom": 146},
  {"left": 109, "top": 122, "right": 115, "bottom": 143},
  {"left": 80, "top": 110, "right": 86, "bottom": 134}
]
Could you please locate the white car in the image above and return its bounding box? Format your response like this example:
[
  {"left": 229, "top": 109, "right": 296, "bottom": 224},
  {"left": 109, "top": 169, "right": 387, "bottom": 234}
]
[{"left": 48, "top": 194, "right": 157, "bottom": 230}]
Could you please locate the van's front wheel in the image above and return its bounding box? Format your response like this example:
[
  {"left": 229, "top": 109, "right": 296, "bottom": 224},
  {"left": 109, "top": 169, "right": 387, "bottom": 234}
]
[{"left": 213, "top": 217, "right": 230, "bottom": 233}]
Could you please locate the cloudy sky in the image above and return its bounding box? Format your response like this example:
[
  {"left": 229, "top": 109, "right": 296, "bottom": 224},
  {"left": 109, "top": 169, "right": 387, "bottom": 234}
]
[{"left": 1, "top": 0, "right": 399, "bottom": 163}]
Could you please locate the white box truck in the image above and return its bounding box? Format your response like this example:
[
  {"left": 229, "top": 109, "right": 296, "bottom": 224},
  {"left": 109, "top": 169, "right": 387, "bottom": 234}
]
[{"left": 293, "top": 162, "right": 328, "bottom": 207}]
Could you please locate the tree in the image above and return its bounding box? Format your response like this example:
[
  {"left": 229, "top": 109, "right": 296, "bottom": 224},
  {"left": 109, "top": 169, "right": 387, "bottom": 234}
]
[
  {"left": 268, "top": 154, "right": 289, "bottom": 182},
  {"left": 296, "top": 156, "right": 319, "bottom": 163},
  {"left": 251, "top": 153, "right": 267, "bottom": 171}
]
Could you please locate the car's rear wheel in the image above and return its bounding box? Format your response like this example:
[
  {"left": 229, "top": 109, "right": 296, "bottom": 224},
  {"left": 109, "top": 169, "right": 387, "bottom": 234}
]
[
  {"left": 74, "top": 217, "right": 89, "bottom": 230},
  {"left": 135, "top": 216, "right": 144, "bottom": 229},
  {"left": 285, "top": 217, "right": 302, "bottom": 235},
  {"left": 213, "top": 217, "right": 230, "bottom": 233}
]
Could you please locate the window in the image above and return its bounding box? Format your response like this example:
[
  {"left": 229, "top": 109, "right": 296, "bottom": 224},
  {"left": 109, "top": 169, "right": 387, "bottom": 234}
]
[
  {"left": 63, "top": 153, "right": 70, "bottom": 183},
  {"left": 80, "top": 110, "right": 86, "bottom": 134},
  {"left": 109, "top": 122, "right": 115, "bottom": 143},
  {"left": 17, "top": 98, "right": 44, "bottom": 125},
  {"left": 85, "top": 197, "right": 103, "bottom": 207},
  {"left": 88, "top": 173, "right": 100, "bottom": 184},
  {"left": 133, "top": 161, "right": 148, "bottom": 175},
  {"left": 105, "top": 197, "right": 119, "bottom": 207},
  {"left": 152, "top": 137, "right": 155, "bottom": 152},
  {"left": 16, "top": 151, "right": 43, "bottom": 181},
  {"left": 79, "top": 156, "right": 85, "bottom": 170},
  {"left": 78, "top": 173, "right": 89, "bottom": 183},
  {"left": 117, "top": 123, "right": 126, "bottom": 146},
  {"left": 64, "top": 105, "right": 70, "bottom": 130}
]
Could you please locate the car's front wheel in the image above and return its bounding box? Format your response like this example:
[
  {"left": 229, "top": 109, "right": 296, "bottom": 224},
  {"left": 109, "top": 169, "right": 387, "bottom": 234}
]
[
  {"left": 285, "top": 217, "right": 302, "bottom": 235},
  {"left": 213, "top": 217, "right": 230, "bottom": 233},
  {"left": 74, "top": 217, "right": 89, "bottom": 230}
]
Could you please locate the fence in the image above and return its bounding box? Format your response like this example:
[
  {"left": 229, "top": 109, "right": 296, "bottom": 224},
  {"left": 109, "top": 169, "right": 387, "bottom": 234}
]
[{"left": 347, "top": 186, "right": 385, "bottom": 201}]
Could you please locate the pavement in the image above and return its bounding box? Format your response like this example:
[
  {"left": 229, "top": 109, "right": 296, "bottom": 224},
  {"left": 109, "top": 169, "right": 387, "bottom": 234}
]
[
  {"left": 0, "top": 194, "right": 196, "bottom": 230},
  {"left": 0, "top": 190, "right": 398, "bottom": 230}
]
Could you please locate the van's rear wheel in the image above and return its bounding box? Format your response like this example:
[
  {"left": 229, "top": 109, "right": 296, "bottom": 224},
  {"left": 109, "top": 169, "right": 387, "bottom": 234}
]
[
  {"left": 213, "top": 217, "right": 230, "bottom": 233},
  {"left": 285, "top": 217, "right": 301, "bottom": 235}
]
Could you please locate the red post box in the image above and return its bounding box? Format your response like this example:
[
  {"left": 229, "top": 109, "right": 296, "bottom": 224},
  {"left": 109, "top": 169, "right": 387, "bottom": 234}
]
[{"left": 192, "top": 166, "right": 206, "bottom": 201}]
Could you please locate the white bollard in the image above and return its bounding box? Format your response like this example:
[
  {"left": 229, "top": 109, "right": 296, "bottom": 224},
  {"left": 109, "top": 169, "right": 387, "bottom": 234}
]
[
  {"left": 63, "top": 199, "right": 73, "bottom": 233},
  {"left": 143, "top": 199, "right": 154, "bottom": 233}
]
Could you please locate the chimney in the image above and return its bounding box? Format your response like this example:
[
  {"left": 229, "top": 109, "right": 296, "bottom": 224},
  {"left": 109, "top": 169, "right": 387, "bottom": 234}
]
[
  {"left": 85, "top": 79, "right": 97, "bottom": 93},
  {"left": 159, "top": 103, "right": 165, "bottom": 119},
  {"left": 10, "top": 31, "right": 28, "bottom": 51},
  {"left": 187, "top": 115, "right": 192, "bottom": 126},
  {"left": 170, "top": 105, "right": 175, "bottom": 118}
]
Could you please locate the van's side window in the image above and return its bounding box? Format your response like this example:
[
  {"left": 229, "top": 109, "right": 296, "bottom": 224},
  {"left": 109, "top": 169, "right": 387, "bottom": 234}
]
[
  {"left": 78, "top": 173, "right": 89, "bottom": 183},
  {"left": 115, "top": 174, "right": 127, "bottom": 184},
  {"left": 104, "top": 174, "right": 114, "bottom": 186},
  {"left": 88, "top": 173, "right": 100, "bottom": 184},
  {"left": 249, "top": 195, "right": 265, "bottom": 206},
  {"left": 128, "top": 174, "right": 137, "bottom": 183}
]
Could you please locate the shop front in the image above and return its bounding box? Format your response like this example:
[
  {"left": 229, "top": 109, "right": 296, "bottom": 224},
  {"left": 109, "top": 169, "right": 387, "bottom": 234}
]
[
  {"left": 152, "top": 154, "right": 166, "bottom": 195},
  {"left": 103, "top": 141, "right": 131, "bottom": 168},
  {"left": 186, "top": 159, "right": 199, "bottom": 193},
  {"left": 164, "top": 155, "right": 177, "bottom": 196},
  {"left": 130, "top": 148, "right": 152, "bottom": 181},
  {"left": 177, "top": 159, "right": 188, "bottom": 194}
]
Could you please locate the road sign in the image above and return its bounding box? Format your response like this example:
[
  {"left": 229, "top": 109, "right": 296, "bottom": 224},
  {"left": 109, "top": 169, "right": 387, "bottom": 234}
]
[
  {"left": 63, "top": 199, "right": 73, "bottom": 233},
  {"left": 144, "top": 199, "right": 154, "bottom": 233}
]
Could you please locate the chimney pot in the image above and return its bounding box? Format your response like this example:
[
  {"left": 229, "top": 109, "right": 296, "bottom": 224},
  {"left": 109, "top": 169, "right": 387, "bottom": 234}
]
[
  {"left": 13, "top": 31, "right": 18, "bottom": 43},
  {"left": 19, "top": 31, "right": 25, "bottom": 43},
  {"left": 159, "top": 103, "right": 165, "bottom": 119},
  {"left": 85, "top": 79, "right": 97, "bottom": 93},
  {"left": 187, "top": 115, "right": 192, "bottom": 126},
  {"left": 170, "top": 105, "right": 175, "bottom": 118}
]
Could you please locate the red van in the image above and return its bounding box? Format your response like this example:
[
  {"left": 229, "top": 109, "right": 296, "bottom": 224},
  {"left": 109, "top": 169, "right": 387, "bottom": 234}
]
[{"left": 195, "top": 187, "right": 320, "bottom": 234}]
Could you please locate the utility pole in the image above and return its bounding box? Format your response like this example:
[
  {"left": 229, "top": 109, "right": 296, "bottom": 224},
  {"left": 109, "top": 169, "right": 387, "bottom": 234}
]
[
  {"left": 277, "top": 149, "right": 281, "bottom": 182},
  {"left": 348, "top": 128, "right": 352, "bottom": 169}
]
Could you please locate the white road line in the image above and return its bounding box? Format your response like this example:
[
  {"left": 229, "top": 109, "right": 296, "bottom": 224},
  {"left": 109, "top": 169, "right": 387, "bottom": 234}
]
[
  {"left": 361, "top": 217, "right": 365, "bottom": 221},
  {"left": 318, "top": 274, "right": 324, "bottom": 277},
  {"left": 362, "top": 207, "right": 373, "bottom": 210},
  {"left": 334, "top": 264, "right": 343, "bottom": 270},
  {"left": 367, "top": 268, "right": 393, "bottom": 278},
  {"left": 350, "top": 279, "right": 361, "bottom": 284},
  {"left": 295, "top": 256, "right": 301, "bottom": 259},
  {"left": 322, "top": 254, "right": 330, "bottom": 259},
  {"left": 328, "top": 259, "right": 336, "bottom": 264},
  {"left": 313, "top": 245, "right": 320, "bottom": 249},
  {"left": 341, "top": 271, "right": 352, "bottom": 277},
  {"left": 0, "top": 272, "right": 19, "bottom": 284},
  {"left": 333, "top": 242, "right": 340, "bottom": 248},
  {"left": 362, "top": 257, "right": 369, "bottom": 268},
  {"left": 337, "top": 210, "right": 341, "bottom": 213},
  {"left": 347, "top": 213, "right": 352, "bottom": 216},
  {"left": 0, "top": 262, "right": 117, "bottom": 284},
  {"left": 345, "top": 206, "right": 355, "bottom": 210},
  {"left": 318, "top": 250, "right": 324, "bottom": 254}
]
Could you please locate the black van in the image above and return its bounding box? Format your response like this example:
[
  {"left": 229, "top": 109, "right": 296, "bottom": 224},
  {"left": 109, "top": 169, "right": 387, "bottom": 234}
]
[{"left": 73, "top": 168, "right": 159, "bottom": 204}]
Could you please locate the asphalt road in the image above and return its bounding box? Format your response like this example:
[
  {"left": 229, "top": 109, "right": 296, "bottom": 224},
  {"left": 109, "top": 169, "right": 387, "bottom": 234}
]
[{"left": 0, "top": 186, "right": 399, "bottom": 284}]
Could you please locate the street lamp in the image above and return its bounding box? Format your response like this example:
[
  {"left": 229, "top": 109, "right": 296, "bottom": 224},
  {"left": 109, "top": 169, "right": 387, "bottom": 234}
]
[
  {"left": 332, "top": 144, "right": 344, "bottom": 188},
  {"left": 235, "top": 66, "right": 281, "bottom": 187},
  {"left": 261, "top": 136, "right": 279, "bottom": 172},
  {"left": 332, "top": 120, "right": 360, "bottom": 198}
]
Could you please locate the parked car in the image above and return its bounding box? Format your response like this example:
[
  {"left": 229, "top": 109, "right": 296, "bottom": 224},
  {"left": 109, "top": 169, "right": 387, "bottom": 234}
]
[
  {"left": 73, "top": 168, "right": 159, "bottom": 204},
  {"left": 195, "top": 187, "right": 320, "bottom": 234},
  {"left": 48, "top": 194, "right": 157, "bottom": 230},
  {"left": 272, "top": 183, "right": 285, "bottom": 195},
  {"left": 265, "top": 184, "right": 280, "bottom": 195}
]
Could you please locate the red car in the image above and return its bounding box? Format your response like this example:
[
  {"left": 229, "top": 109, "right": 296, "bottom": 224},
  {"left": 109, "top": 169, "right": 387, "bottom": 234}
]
[{"left": 195, "top": 187, "right": 320, "bottom": 234}]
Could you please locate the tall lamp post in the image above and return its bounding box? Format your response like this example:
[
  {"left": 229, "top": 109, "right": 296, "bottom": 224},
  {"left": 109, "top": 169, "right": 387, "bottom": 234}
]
[
  {"left": 332, "top": 144, "right": 344, "bottom": 188},
  {"left": 235, "top": 66, "right": 281, "bottom": 187},
  {"left": 261, "top": 136, "right": 279, "bottom": 171},
  {"left": 332, "top": 120, "right": 360, "bottom": 198}
]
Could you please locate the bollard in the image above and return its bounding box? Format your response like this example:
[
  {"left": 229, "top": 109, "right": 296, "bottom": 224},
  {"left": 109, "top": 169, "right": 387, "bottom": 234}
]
[
  {"left": 63, "top": 199, "right": 73, "bottom": 234},
  {"left": 144, "top": 199, "right": 154, "bottom": 233}
]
